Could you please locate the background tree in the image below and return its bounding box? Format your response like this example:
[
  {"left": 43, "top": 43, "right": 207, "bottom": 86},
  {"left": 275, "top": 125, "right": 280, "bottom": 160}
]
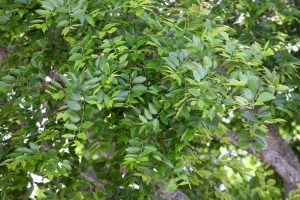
[{"left": 0, "top": 0, "right": 299, "bottom": 199}]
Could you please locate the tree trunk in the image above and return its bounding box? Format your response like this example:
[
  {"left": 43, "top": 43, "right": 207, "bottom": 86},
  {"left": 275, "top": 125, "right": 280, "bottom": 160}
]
[{"left": 228, "top": 124, "right": 300, "bottom": 198}]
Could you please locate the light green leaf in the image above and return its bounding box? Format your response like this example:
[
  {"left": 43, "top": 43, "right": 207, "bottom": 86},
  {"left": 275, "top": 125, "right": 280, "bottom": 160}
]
[
  {"left": 153, "top": 119, "right": 159, "bottom": 131},
  {"left": 119, "top": 54, "right": 128, "bottom": 63},
  {"left": 192, "top": 70, "right": 201, "bottom": 82},
  {"left": 143, "top": 145, "right": 157, "bottom": 154},
  {"left": 149, "top": 103, "right": 158, "bottom": 115},
  {"left": 125, "top": 147, "right": 141, "bottom": 153},
  {"left": 166, "top": 179, "right": 177, "bottom": 191},
  {"left": 188, "top": 88, "right": 201, "bottom": 97},
  {"left": 82, "top": 121, "right": 94, "bottom": 129},
  {"left": 77, "top": 132, "right": 87, "bottom": 140},
  {"left": 144, "top": 108, "right": 153, "bottom": 120},
  {"left": 227, "top": 79, "right": 247, "bottom": 86},
  {"left": 264, "top": 118, "right": 286, "bottom": 123},
  {"left": 51, "top": 91, "right": 65, "bottom": 100},
  {"left": 153, "top": 155, "right": 162, "bottom": 161},
  {"left": 139, "top": 115, "right": 148, "bottom": 123},
  {"left": 198, "top": 99, "right": 205, "bottom": 110},
  {"left": 64, "top": 123, "right": 78, "bottom": 131},
  {"left": 203, "top": 56, "right": 212, "bottom": 68},
  {"left": 62, "top": 133, "right": 76, "bottom": 138},
  {"left": 69, "top": 53, "right": 82, "bottom": 61}
]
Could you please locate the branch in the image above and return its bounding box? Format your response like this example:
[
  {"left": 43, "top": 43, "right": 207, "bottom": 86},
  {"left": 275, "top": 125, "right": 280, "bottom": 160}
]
[
  {"left": 226, "top": 124, "right": 300, "bottom": 197},
  {"left": 160, "top": 188, "right": 190, "bottom": 200},
  {"left": 80, "top": 171, "right": 105, "bottom": 187}
]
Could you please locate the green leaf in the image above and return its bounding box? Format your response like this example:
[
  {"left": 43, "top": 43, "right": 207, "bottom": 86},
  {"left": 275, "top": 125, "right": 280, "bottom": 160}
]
[
  {"left": 86, "top": 15, "right": 95, "bottom": 27},
  {"left": 62, "top": 134, "right": 76, "bottom": 138},
  {"left": 198, "top": 99, "right": 205, "bottom": 110},
  {"left": 163, "top": 159, "right": 174, "bottom": 168},
  {"left": 208, "top": 108, "right": 215, "bottom": 120},
  {"left": 153, "top": 155, "right": 162, "bottom": 161},
  {"left": 144, "top": 108, "right": 153, "bottom": 120},
  {"left": 64, "top": 123, "right": 78, "bottom": 131},
  {"left": 125, "top": 147, "right": 141, "bottom": 153},
  {"left": 69, "top": 53, "right": 82, "bottom": 61},
  {"left": 77, "top": 132, "right": 87, "bottom": 140},
  {"left": 62, "top": 160, "right": 72, "bottom": 170},
  {"left": 152, "top": 119, "right": 159, "bottom": 131},
  {"left": 203, "top": 56, "right": 212, "bottom": 68},
  {"left": 277, "top": 84, "right": 289, "bottom": 92},
  {"left": 57, "top": 20, "right": 69, "bottom": 27},
  {"left": 103, "top": 23, "right": 117, "bottom": 31},
  {"left": 264, "top": 118, "right": 286, "bottom": 123},
  {"left": 180, "top": 130, "right": 188, "bottom": 142},
  {"left": 192, "top": 35, "right": 203, "bottom": 50},
  {"left": 235, "top": 96, "right": 248, "bottom": 105},
  {"left": 143, "top": 145, "right": 157, "bottom": 154},
  {"left": 29, "top": 143, "right": 39, "bottom": 150},
  {"left": 227, "top": 79, "right": 247, "bottom": 86},
  {"left": 132, "top": 84, "right": 147, "bottom": 93},
  {"left": 205, "top": 91, "right": 217, "bottom": 100},
  {"left": 132, "top": 76, "right": 146, "bottom": 84},
  {"left": 51, "top": 91, "right": 65, "bottom": 100},
  {"left": 257, "top": 92, "right": 275, "bottom": 102},
  {"left": 82, "top": 121, "right": 94, "bottom": 129},
  {"left": 192, "top": 70, "right": 201, "bottom": 82},
  {"left": 36, "top": 9, "right": 51, "bottom": 18},
  {"left": 188, "top": 88, "right": 201, "bottom": 97},
  {"left": 242, "top": 88, "right": 254, "bottom": 100},
  {"left": 68, "top": 112, "right": 80, "bottom": 122},
  {"left": 166, "top": 179, "right": 177, "bottom": 191},
  {"left": 67, "top": 101, "right": 81, "bottom": 111},
  {"left": 149, "top": 103, "right": 158, "bottom": 115},
  {"left": 119, "top": 54, "right": 128, "bottom": 63},
  {"left": 16, "top": 147, "right": 32, "bottom": 153},
  {"left": 267, "top": 179, "right": 276, "bottom": 186},
  {"left": 139, "top": 115, "right": 148, "bottom": 123}
]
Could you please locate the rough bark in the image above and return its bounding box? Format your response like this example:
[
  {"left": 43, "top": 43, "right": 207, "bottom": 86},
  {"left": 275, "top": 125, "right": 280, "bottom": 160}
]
[
  {"left": 159, "top": 188, "right": 190, "bottom": 200},
  {"left": 228, "top": 124, "right": 300, "bottom": 198}
]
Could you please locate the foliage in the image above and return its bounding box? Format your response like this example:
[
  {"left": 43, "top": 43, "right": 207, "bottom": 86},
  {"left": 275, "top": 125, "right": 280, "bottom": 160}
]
[{"left": 0, "top": 0, "right": 299, "bottom": 199}]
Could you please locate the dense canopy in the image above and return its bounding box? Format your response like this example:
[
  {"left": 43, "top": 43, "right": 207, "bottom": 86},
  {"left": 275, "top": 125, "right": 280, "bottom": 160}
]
[{"left": 0, "top": 0, "right": 300, "bottom": 199}]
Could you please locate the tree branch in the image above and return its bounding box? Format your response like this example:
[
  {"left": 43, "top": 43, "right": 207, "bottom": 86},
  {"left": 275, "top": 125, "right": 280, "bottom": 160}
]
[
  {"left": 159, "top": 188, "right": 190, "bottom": 200},
  {"left": 227, "top": 124, "right": 300, "bottom": 197},
  {"left": 80, "top": 171, "right": 105, "bottom": 187}
]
